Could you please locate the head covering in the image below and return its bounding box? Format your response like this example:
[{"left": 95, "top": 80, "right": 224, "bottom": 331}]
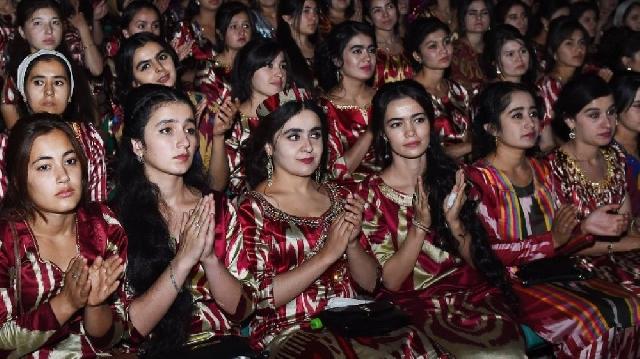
[
  {"left": 17, "top": 49, "right": 75, "bottom": 101},
  {"left": 613, "top": 0, "right": 640, "bottom": 28},
  {"left": 257, "top": 87, "right": 312, "bottom": 117}
]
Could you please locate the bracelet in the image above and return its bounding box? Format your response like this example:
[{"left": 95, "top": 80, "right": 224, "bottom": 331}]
[
  {"left": 412, "top": 218, "right": 431, "bottom": 234},
  {"left": 168, "top": 262, "right": 180, "bottom": 293}
]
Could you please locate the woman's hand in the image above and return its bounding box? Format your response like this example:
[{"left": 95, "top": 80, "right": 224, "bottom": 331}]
[
  {"left": 443, "top": 170, "right": 467, "bottom": 230},
  {"left": 87, "top": 256, "right": 124, "bottom": 307},
  {"left": 93, "top": 0, "right": 108, "bottom": 22},
  {"left": 60, "top": 256, "right": 91, "bottom": 311},
  {"left": 343, "top": 193, "right": 365, "bottom": 245},
  {"left": 213, "top": 96, "right": 239, "bottom": 137},
  {"left": 413, "top": 176, "right": 431, "bottom": 230},
  {"left": 551, "top": 205, "right": 579, "bottom": 248},
  {"left": 321, "top": 213, "right": 354, "bottom": 263},
  {"left": 171, "top": 37, "right": 195, "bottom": 62},
  {"left": 581, "top": 204, "right": 631, "bottom": 237},
  {"left": 175, "top": 195, "right": 212, "bottom": 269},
  {"left": 199, "top": 196, "right": 219, "bottom": 265}
]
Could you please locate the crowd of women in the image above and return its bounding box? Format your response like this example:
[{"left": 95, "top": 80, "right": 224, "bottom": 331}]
[{"left": 0, "top": 0, "right": 639, "bottom": 357}]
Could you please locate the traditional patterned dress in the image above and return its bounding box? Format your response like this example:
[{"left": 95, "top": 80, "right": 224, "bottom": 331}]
[
  {"left": 358, "top": 174, "right": 526, "bottom": 357},
  {"left": 622, "top": 147, "right": 640, "bottom": 217},
  {"left": 429, "top": 79, "right": 471, "bottom": 148},
  {"left": 537, "top": 75, "right": 562, "bottom": 129},
  {"left": 548, "top": 144, "right": 640, "bottom": 294},
  {"left": 0, "top": 14, "right": 15, "bottom": 78},
  {"left": 0, "top": 203, "right": 128, "bottom": 358},
  {"left": 0, "top": 121, "right": 106, "bottom": 203},
  {"left": 238, "top": 183, "right": 444, "bottom": 358},
  {"left": 450, "top": 37, "right": 485, "bottom": 95},
  {"left": 252, "top": 10, "right": 276, "bottom": 39},
  {"left": 467, "top": 157, "right": 640, "bottom": 358},
  {"left": 226, "top": 113, "right": 260, "bottom": 197},
  {"left": 372, "top": 49, "right": 414, "bottom": 89},
  {"left": 321, "top": 97, "right": 379, "bottom": 183},
  {"left": 170, "top": 20, "right": 217, "bottom": 64},
  {"left": 122, "top": 191, "right": 254, "bottom": 352}
]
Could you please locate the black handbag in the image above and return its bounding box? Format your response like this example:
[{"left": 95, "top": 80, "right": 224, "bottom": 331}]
[
  {"left": 314, "top": 300, "right": 410, "bottom": 337},
  {"left": 517, "top": 256, "right": 594, "bottom": 287}
]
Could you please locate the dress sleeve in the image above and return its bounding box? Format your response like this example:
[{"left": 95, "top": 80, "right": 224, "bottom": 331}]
[
  {"left": 0, "top": 227, "right": 61, "bottom": 357},
  {"left": 466, "top": 166, "right": 555, "bottom": 267},
  {"left": 322, "top": 101, "right": 350, "bottom": 180},
  {"left": 237, "top": 197, "right": 276, "bottom": 311}
]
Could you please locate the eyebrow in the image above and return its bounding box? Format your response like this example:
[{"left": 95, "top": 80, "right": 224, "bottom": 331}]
[
  {"left": 386, "top": 112, "right": 427, "bottom": 123},
  {"left": 30, "top": 75, "right": 67, "bottom": 79},
  {"left": 31, "top": 150, "right": 75, "bottom": 165},
  {"left": 508, "top": 107, "right": 524, "bottom": 114},
  {"left": 154, "top": 118, "right": 196, "bottom": 126}
]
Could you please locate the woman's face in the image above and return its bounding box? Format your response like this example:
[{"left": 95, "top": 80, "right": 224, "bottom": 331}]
[
  {"left": 268, "top": 109, "right": 323, "bottom": 178},
  {"left": 369, "top": 0, "right": 398, "bottom": 32},
  {"left": 504, "top": 4, "right": 528, "bottom": 36},
  {"left": 383, "top": 97, "right": 430, "bottom": 159},
  {"left": 292, "top": 0, "right": 319, "bottom": 36},
  {"left": 618, "top": 89, "right": 640, "bottom": 136},
  {"left": 123, "top": 8, "right": 161, "bottom": 38},
  {"left": 495, "top": 91, "right": 539, "bottom": 150},
  {"left": 251, "top": 52, "right": 287, "bottom": 98},
  {"left": 498, "top": 39, "right": 530, "bottom": 81},
  {"left": 133, "top": 101, "right": 197, "bottom": 178},
  {"left": 464, "top": 0, "right": 490, "bottom": 34},
  {"left": 555, "top": 30, "right": 587, "bottom": 69},
  {"left": 25, "top": 59, "right": 71, "bottom": 115},
  {"left": 339, "top": 33, "right": 376, "bottom": 82},
  {"left": 331, "top": 0, "right": 351, "bottom": 11},
  {"left": 625, "top": 5, "right": 640, "bottom": 32},
  {"left": 578, "top": 9, "right": 598, "bottom": 38},
  {"left": 200, "top": 0, "right": 222, "bottom": 12},
  {"left": 623, "top": 50, "right": 640, "bottom": 72},
  {"left": 28, "top": 129, "right": 82, "bottom": 216},
  {"left": 415, "top": 29, "right": 452, "bottom": 70},
  {"left": 224, "top": 12, "right": 252, "bottom": 51},
  {"left": 19, "top": 7, "right": 63, "bottom": 51},
  {"left": 567, "top": 95, "right": 616, "bottom": 147},
  {"left": 132, "top": 42, "right": 177, "bottom": 87}
]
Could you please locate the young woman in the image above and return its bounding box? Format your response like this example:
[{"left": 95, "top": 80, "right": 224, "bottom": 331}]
[
  {"left": 408, "top": 0, "right": 457, "bottom": 36},
  {"left": 482, "top": 24, "right": 535, "bottom": 85},
  {"left": 238, "top": 87, "right": 442, "bottom": 357},
  {"left": 113, "top": 84, "right": 254, "bottom": 357},
  {"left": 550, "top": 74, "right": 640, "bottom": 291},
  {"left": 450, "top": 0, "right": 492, "bottom": 94},
  {"left": 468, "top": 80, "right": 640, "bottom": 358},
  {"left": 406, "top": 18, "right": 472, "bottom": 160},
  {"left": 0, "top": 50, "right": 106, "bottom": 202},
  {"left": 529, "top": 0, "right": 570, "bottom": 76},
  {"left": 613, "top": 0, "right": 640, "bottom": 32},
  {"left": 225, "top": 38, "right": 288, "bottom": 197},
  {"left": 612, "top": 73, "right": 640, "bottom": 217},
  {"left": 570, "top": 1, "right": 599, "bottom": 43},
  {"left": 116, "top": 33, "right": 236, "bottom": 188},
  {"left": 252, "top": 0, "right": 278, "bottom": 39},
  {"left": 364, "top": 0, "right": 412, "bottom": 88},
  {"left": 2, "top": 0, "right": 100, "bottom": 129},
  {"left": 318, "top": 0, "right": 360, "bottom": 37},
  {"left": 277, "top": 0, "right": 318, "bottom": 90},
  {"left": 170, "top": 0, "right": 220, "bottom": 64},
  {"left": 316, "top": 21, "right": 377, "bottom": 182},
  {"left": 105, "top": 0, "right": 163, "bottom": 60},
  {"left": 494, "top": 0, "right": 529, "bottom": 36},
  {"left": 537, "top": 17, "right": 588, "bottom": 152},
  {"left": 0, "top": 114, "right": 126, "bottom": 358},
  {"left": 359, "top": 80, "right": 525, "bottom": 356}
]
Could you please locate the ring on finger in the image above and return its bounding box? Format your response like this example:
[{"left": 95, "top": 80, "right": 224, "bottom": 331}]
[{"left": 71, "top": 272, "right": 80, "bottom": 280}]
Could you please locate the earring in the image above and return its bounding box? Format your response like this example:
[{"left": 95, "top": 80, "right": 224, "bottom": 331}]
[
  {"left": 336, "top": 69, "right": 341, "bottom": 82},
  {"left": 569, "top": 128, "right": 576, "bottom": 140},
  {"left": 266, "top": 154, "right": 273, "bottom": 187},
  {"left": 494, "top": 135, "right": 500, "bottom": 147},
  {"left": 136, "top": 154, "right": 144, "bottom": 164},
  {"left": 315, "top": 170, "right": 322, "bottom": 183},
  {"left": 496, "top": 67, "right": 502, "bottom": 75},
  {"left": 628, "top": 67, "right": 633, "bottom": 71}
]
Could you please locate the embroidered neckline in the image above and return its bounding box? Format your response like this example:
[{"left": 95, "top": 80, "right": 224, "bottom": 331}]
[
  {"left": 559, "top": 147, "right": 616, "bottom": 191},
  {"left": 378, "top": 178, "right": 414, "bottom": 207}
]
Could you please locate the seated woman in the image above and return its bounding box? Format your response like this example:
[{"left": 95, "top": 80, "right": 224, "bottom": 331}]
[
  {"left": 494, "top": 0, "right": 530, "bottom": 37},
  {"left": 549, "top": 74, "right": 640, "bottom": 293},
  {"left": 112, "top": 84, "right": 255, "bottom": 357},
  {"left": 224, "top": 38, "right": 288, "bottom": 197},
  {"left": 482, "top": 24, "right": 536, "bottom": 86},
  {"left": 238, "top": 87, "right": 443, "bottom": 357},
  {"left": 0, "top": 114, "right": 126, "bottom": 357},
  {"left": 0, "top": 50, "right": 106, "bottom": 202},
  {"left": 116, "top": 33, "right": 236, "bottom": 188},
  {"left": 406, "top": 18, "right": 472, "bottom": 161},
  {"left": 612, "top": 73, "right": 640, "bottom": 217},
  {"left": 467, "top": 81, "right": 640, "bottom": 358},
  {"left": 315, "top": 21, "right": 378, "bottom": 182},
  {"left": 358, "top": 80, "right": 525, "bottom": 356}
]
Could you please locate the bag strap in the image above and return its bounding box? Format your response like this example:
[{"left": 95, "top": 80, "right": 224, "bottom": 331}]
[{"left": 9, "top": 222, "right": 22, "bottom": 317}]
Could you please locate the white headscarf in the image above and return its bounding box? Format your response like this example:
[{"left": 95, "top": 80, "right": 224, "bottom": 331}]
[{"left": 16, "top": 49, "right": 75, "bottom": 101}]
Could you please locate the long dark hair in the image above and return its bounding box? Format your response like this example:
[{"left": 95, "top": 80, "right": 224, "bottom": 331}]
[
  {"left": 1, "top": 113, "right": 88, "bottom": 222},
  {"left": 17, "top": 54, "right": 97, "bottom": 125},
  {"left": 472, "top": 81, "right": 543, "bottom": 161},
  {"left": 545, "top": 16, "right": 588, "bottom": 73},
  {"left": 457, "top": 0, "right": 494, "bottom": 35},
  {"left": 113, "top": 84, "right": 206, "bottom": 357},
  {"left": 404, "top": 17, "right": 451, "bottom": 71},
  {"left": 481, "top": 24, "right": 536, "bottom": 84},
  {"left": 362, "top": 0, "right": 400, "bottom": 35},
  {"left": 552, "top": 73, "right": 611, "bottom": 141},
  {"left": 243, "top": 99, "right": 329, "bottom": 188},
  {"left": 120, "top": 0, "right": 165, "bottom": 38},
  {"left": 318, "top": 0, "right": 355, "bottom": 20},
  {"left": 232, "top": 38, "right": 289, "bottom": 103},
  {"left": 277, "top": 0, "right": 317, "bottom": 91},
  {"left": 371, "top": 79, "right": 518, "bottom": 309},
  {"left": 215, "top": 1, "right": 255, "bottom": 53},
  {"left": 315, "top": 20, "right": 376, "bottom": 92},
  {"left": 612, "top": 72, "right": 640, "bottom": 154}
]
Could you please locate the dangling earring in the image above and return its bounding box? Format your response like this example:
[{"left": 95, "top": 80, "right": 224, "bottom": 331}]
[
  {"left": 266, "top": 154, "right": 274, "bottom": 187},
  {"left": 336, "top": 69, "right": 341, "bottom": 82},
  {"left": 315, "top": 170, "right": 322, "bottom": 183},
  {"left": 136, "top": 154, "right": 144, "bottom": 164},
  {"left": 195, "top": 0, "right": 200, "bottom": 5},
  {"left": 494, "top": 135, "right": 500, "bottom": 147},
  {"left": 496, "top": 67, "right": 502, "bottom": 76},
  {"left": 569, "top": 128, "right": 576, "bottom": 140},
  {"left": 628, "top": 67, "right": 633, "bottom": 71}
]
